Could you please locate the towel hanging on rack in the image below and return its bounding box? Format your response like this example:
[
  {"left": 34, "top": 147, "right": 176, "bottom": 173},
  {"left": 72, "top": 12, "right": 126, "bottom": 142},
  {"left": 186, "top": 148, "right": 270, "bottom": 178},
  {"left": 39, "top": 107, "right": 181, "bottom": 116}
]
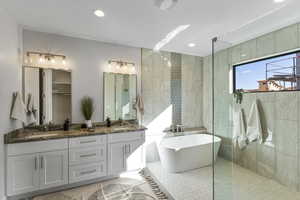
[
  {"left": 10, "top": 92, "right": 27, "bottom": 124},
  {"left": 246, "top": 100, "right": 263, "bottom": 144},
  {"left": 27, "top": 93, "right": 37, "bottom": 125},
  {"left": 233, "top": 108, "right": 247, "bottom": 149}
]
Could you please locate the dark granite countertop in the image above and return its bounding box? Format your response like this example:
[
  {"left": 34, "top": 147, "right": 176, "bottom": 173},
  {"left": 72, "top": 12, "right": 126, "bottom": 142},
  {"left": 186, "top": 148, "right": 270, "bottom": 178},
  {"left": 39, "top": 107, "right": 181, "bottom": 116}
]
[{"left": 4, "top": 124, "right": 147, "bottom": 144}]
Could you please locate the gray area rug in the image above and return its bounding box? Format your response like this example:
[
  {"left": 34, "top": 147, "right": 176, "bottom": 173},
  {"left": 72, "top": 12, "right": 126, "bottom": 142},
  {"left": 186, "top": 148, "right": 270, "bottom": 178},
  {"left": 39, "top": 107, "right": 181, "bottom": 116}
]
[{"left": 33, "top": 171, "right": 168, "bottom": 200}]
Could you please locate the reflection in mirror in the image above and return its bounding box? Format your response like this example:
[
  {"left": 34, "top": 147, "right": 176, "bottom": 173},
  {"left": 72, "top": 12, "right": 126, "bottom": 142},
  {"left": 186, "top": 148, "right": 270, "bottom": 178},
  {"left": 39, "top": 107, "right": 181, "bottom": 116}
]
[
  {"left": 104, "top": 72, "right": 137, "bottom": 121},
  {"left": 23, "top": 66, "right": 72, "bottom": 125}
]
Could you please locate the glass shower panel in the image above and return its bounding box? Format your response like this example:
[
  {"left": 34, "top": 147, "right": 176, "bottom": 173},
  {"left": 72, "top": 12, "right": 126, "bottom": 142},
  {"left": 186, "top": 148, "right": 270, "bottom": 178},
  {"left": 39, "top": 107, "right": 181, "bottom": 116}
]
[
  {"left": 212, "top": 38, "right": 234, "bottom": 200},
  {"left": 213, "top": 28, "right": 300, "bottom": 199}
]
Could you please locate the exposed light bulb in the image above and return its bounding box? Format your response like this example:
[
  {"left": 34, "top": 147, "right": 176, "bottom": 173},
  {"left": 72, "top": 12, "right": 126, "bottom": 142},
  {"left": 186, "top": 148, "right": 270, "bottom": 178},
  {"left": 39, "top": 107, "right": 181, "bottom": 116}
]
[
  {"left": 39, "top": 57, "right": 44, "bottom": 63},
  {"left": 188, "top": 43, "right": 196, "bottom": 47},
  {"left": 51, "top": 58, "right": 56, "bottom": 64},
  {"left": 62, "top": 59, "right": 66, "bottom": 66}
]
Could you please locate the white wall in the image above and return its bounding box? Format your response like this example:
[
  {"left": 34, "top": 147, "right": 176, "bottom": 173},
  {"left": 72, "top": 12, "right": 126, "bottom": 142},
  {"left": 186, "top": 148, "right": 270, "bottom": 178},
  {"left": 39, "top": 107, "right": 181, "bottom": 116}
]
[
  {"left": 0, "top": 9, "right": 22, "bottom": 200},
  {"left": 23, "top": 30, "right": 141, "bottom": 123}
]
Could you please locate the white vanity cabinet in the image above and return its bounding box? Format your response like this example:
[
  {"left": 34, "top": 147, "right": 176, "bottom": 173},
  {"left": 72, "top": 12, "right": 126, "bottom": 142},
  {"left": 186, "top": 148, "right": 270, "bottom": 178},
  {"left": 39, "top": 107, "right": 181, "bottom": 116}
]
[
  {"left": 5, "top": 130, "right": 145, "bottom": 197},
  {"left": 7, "top": 154, "right": 40, "bottom": 195},
  {"left": 108, "top": 131, "right": 145, "bottom": 175},
  {"left": 68, "top": 135, "right": 107, "bottom": 184},
  {"left": 6, "top": 139, "right": 69, "bottom": 196},
  {"left": 39, "top": 150, "right": 68, "bottom": 189}
]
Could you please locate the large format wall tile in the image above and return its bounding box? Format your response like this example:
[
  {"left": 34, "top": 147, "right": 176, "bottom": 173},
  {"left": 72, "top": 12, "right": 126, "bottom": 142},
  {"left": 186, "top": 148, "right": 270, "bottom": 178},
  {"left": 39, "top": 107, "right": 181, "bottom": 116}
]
[
  {"left": 256, "top": 33, "right": 275, "bottom": 58},
  {"left": 275, "top": 152, "right": 298, "bottom": 190},
  {"left": 275, "top": 119, "right": 298, "bottom": 157},
  {"left": 257, "top": 144, "right": 275, "bottom": 178},
  {"left": 275, "top": 92, "right": 297, "bottom": 121},
  {"left": 275, "top": 24, "right": 298, "bottom": 53},
  {"left": 240, "top": 39, "right": 257, "bottom": 62}
]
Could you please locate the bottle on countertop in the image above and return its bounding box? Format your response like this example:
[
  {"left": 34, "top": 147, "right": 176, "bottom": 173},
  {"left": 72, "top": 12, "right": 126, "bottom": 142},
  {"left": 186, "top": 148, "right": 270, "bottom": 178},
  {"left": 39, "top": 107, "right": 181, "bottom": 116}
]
[
  {"left": 63, "top": 118, "right": 70, "bottom": 131},
  {"left": 106, "top": 117, "right": 111, "bottom": 127}
]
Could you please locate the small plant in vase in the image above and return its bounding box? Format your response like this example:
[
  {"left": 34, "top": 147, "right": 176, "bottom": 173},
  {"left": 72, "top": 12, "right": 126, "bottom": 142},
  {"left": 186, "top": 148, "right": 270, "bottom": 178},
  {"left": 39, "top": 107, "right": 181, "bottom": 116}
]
[{"left": 81, "top": 96, "right": 94, "bottom": 128}]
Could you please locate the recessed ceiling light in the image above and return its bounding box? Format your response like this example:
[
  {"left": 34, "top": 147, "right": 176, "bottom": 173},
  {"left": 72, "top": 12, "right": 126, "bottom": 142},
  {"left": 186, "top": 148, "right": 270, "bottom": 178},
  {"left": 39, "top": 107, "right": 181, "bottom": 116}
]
[
  {"left": 274, "top": 0, "right": 285, "bottom": 3},
  {"left": 188, "top": 43, "right": 196, "bottom": 47},
  {"left": 94, "top": 10, "right": 105, "bottom": 17}
]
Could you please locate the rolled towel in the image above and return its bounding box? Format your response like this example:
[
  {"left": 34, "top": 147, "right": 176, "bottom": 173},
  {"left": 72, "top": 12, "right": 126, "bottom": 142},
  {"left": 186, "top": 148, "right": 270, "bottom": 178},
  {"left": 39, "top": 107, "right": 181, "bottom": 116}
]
[{"left": 10, "top": 92, "right": 27, "bottom": 124}]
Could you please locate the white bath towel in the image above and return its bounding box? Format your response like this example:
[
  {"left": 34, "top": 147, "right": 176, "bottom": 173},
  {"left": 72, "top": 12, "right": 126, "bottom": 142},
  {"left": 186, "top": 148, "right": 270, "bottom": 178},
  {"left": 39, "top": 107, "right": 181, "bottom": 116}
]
[
  {"left": 26, "top": 93, "right": 37, "bottom": 125},
  {"left": 246, "top": 100, "right": 263, "bottom": 143},
  {"left": 233, "top": 108, "right": 247, "bottom": 149},
  {"left": 10, "top": 92, "right": 27, "bottom": 124},
  {"left": 134, "top": 95, "right": 144, "bottom": 115}
]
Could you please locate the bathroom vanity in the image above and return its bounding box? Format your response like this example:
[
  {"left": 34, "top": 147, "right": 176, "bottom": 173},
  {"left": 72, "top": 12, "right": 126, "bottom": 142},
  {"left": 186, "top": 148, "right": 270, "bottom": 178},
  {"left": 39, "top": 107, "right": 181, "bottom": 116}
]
[{"left": 4, "top": 126, "right": 145, "bottom": 197}]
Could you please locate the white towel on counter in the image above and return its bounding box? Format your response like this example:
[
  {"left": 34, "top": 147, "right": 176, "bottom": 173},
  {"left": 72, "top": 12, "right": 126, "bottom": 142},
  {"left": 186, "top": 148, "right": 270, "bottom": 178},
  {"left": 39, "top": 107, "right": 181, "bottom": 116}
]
[
  {"left": 26, "top": 93, "right": 37, "bottom": 125},
  {"left": 246, "top": 100, "right": 263, "bottom": 143},
  {"left": 233, "top": 108, "right": 247, "bottom": 149},
  {"left": 10, "top": 92, "right": 27, "bottom": 124}
]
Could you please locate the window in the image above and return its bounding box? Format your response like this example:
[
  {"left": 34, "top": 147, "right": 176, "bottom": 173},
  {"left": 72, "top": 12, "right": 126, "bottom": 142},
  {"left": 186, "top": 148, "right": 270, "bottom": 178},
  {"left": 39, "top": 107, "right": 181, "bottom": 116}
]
[{"left": 234, "top": 51, "right": 300, "bottom": 92}]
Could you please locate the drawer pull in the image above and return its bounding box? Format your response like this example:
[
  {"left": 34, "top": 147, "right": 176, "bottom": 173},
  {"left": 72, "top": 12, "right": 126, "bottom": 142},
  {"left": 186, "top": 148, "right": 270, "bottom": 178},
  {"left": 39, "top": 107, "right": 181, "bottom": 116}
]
[
  {"left": 80, "top": 140, "right": 97, "bottom": 144},
  {"left": 80, "top": 153, "right": 97, "bottom": 158},
  {"left": 80, "top": 169, "right": 97, "bottom": 175},
  {"left": 40, "top": 156, "right": 44, "bottom": 169},
  {"left": 34, "top": 156, "right": 38, "bottom": 170}
]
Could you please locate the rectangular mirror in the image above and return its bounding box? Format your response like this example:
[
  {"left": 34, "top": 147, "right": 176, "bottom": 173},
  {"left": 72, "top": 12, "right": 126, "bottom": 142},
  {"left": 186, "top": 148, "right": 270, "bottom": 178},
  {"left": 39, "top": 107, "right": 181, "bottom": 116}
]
[
  {"left": 23, "top": 66, "right": 72, "bottom": 125},
  {"left": 104, "top": 72, "right": 137, "bottom": 121}
]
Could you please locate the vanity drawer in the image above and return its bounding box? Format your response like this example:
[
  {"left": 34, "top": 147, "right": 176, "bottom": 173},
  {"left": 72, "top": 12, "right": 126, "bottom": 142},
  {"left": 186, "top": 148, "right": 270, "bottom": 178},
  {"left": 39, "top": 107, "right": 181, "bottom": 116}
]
[
  {"left": 108, "top": 131, "right": 145, "bottom": 143},
  {"left": 69, "top": 146, "right": 106, "bottom": 165},
  {"left": 69, "top": 135, "right": 106, "bottom": 148},
  {"left": 7, "top": 139, "right": 68, "bottom": 156},
  {"left": 69, "top": 162, "right": 106, "bottom": 183}
]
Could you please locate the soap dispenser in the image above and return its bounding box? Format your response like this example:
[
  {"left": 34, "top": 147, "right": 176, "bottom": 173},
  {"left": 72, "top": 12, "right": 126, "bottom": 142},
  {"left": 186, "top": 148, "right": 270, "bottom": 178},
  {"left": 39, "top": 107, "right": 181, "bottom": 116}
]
[
  {"left": 63, "top": 118, "right": 70, "bottom": 131},
  {"left": 106, "top": 117, "right": 111, "bottom": 127}
]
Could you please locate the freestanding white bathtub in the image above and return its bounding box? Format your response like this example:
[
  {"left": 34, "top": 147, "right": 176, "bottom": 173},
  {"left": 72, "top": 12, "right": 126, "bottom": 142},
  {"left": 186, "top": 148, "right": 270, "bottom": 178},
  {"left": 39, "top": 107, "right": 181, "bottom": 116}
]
[{"left": 158, "top": 134, "right": 221, "bottom": 173}]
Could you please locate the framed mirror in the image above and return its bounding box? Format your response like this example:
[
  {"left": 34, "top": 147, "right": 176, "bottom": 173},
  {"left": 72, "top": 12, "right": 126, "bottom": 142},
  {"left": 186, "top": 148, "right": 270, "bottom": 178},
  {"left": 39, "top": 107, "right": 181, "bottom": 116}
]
[
  {"left": 104, "top": 72, "right": 137, "bottom": 121},
  {"left": 23, "top": 66, "right": 72, "bottom": 125}
]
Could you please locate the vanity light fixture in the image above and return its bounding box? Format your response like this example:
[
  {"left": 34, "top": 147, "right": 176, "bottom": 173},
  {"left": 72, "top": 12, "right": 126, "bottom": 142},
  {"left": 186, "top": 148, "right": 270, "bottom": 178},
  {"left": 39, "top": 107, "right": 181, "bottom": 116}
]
[
  {"left": 94, "top": 9, "right": 105, "bottom": 17},
  {"left": 24, "top": 52, "right": 69, "bottom": 70},
  {"left": 107, "top": 60, "right": 136, "bottom": 74}
]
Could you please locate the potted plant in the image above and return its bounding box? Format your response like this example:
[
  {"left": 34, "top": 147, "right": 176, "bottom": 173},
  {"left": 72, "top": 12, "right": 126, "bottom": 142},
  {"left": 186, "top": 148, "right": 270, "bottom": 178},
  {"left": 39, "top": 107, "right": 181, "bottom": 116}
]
[{"left": 81, "top": 96, "right": 94, "bottom": 128}]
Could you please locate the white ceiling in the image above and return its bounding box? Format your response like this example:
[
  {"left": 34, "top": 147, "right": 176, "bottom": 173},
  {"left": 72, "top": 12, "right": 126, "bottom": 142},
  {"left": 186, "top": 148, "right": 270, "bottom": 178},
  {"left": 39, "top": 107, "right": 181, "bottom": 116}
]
[{"left": 1, "top": 0, "right": 300, "bottom": 56}]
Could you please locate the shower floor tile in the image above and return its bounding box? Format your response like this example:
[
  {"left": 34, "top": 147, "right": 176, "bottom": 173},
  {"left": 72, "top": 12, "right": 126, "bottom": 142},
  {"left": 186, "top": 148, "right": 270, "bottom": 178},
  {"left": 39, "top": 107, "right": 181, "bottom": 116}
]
[{"left": 147, "top": 158, "right": 300, "bottom": 200}]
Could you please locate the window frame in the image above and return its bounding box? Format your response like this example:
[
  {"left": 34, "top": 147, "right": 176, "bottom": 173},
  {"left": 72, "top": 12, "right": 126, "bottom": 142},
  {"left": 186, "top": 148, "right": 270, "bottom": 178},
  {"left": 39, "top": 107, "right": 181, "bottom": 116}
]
[{"left": 233, "top": 49, "right": 300, "bottom": 93}]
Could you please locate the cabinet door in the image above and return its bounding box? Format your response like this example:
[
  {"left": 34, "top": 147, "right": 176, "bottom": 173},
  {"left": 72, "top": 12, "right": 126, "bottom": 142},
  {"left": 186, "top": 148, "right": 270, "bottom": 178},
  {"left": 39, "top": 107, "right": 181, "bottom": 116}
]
[
  {"left": 108, "top": 142, "right": 126, "bottom": 175},
  {"left": 7, "top": 154, "right": 39, "bottom": 196},
  {"left": 126, "top": 140, "right": 144, "bottom": 171},
  {"left": 39, "top": 150, "right": 68, "bottom": 189}
]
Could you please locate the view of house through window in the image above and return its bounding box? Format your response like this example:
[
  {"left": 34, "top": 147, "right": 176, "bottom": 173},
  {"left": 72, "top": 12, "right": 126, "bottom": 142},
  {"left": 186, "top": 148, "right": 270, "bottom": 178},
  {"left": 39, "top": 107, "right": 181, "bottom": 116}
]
[{"left": 234, "top": 51, "right": 300, "bottom": 92}]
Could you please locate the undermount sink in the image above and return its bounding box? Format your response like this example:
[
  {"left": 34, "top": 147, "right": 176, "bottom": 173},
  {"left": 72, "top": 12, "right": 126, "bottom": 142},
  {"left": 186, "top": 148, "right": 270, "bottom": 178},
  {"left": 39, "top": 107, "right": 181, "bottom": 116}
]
[
  {"left": 112, "top": 126, "right": 131, "bottom": 131},
  {"left": 26, "top": 133, "right": 60, "bottom": 139}
]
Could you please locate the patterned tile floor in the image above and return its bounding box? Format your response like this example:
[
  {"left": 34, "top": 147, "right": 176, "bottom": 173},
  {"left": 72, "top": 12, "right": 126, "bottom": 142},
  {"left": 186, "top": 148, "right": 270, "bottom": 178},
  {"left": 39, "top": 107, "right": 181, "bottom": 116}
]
[
  {"left": 147, "top": 158, "right": 300, "bottom": 200},
  {"left": 33, "top": 172, "right": 160, "bottom": 200}
]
